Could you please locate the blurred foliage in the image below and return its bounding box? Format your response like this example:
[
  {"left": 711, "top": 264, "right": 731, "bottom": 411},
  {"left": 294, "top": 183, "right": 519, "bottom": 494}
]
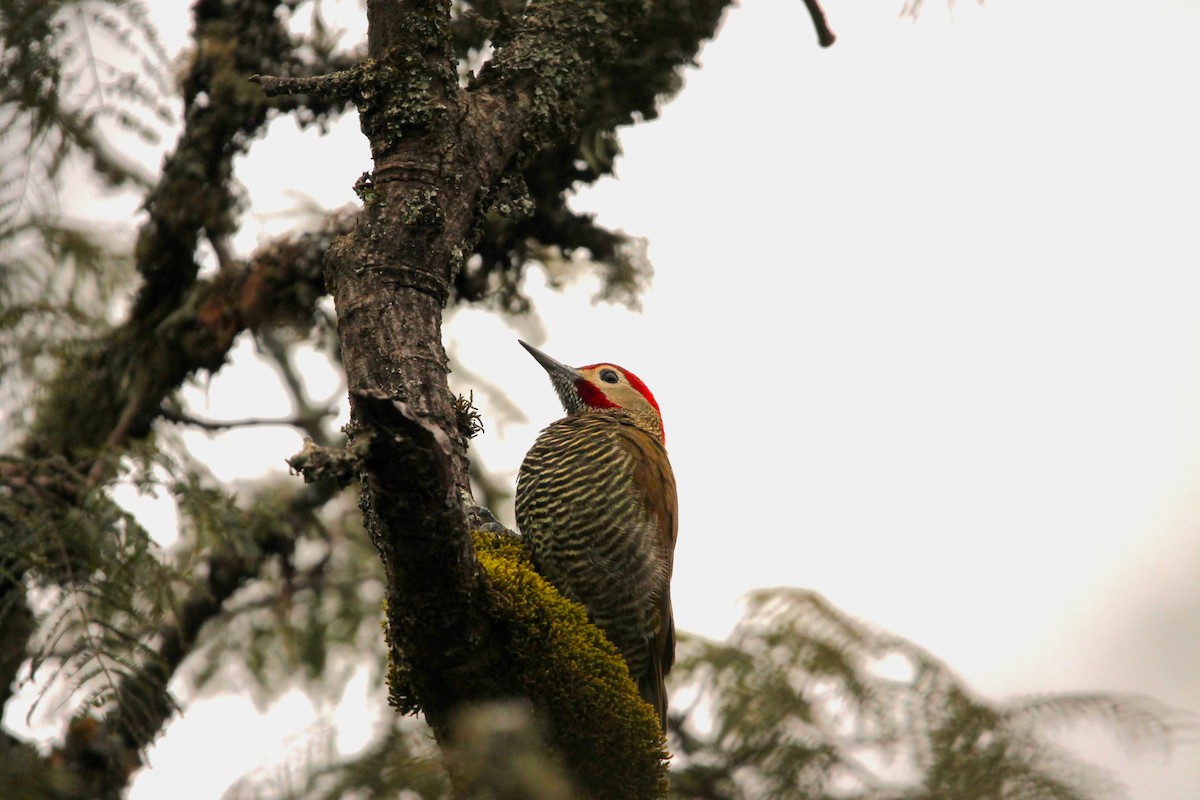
[
  {"left": 223, "top": 713, "right": 449, "bottom": 800},
  {"left": 0, "top": 0, "right": 172, "bottom": 244},
  {"left": 0, "top": 0, "right": 235, "bottom": 446},
  {"left": 0, "top": 0, "right": 167, "bottom": 440},
  {"left": 0, "top": 0, "right": 172, "bottom": 215},
  {"left": 667, "top": 589, "right": 1179, "bottom": 800},
  {"left": 449, "top": 0, "right": 730, "bottom": 312},
  {"left": 0, "top": 447, "right": 185, "bottom": 740},
  {"left": 0, "top": 220, "right": 135, "bottom": 424},
  {"left": 201, "top": 586, "right": 1181, "bottom": 799},
  {"left": 186, "top": 486, "right": 387, "bottom": 708},
  {"left": 0, "top": 1, "right": 1182, "bottom": 799}
]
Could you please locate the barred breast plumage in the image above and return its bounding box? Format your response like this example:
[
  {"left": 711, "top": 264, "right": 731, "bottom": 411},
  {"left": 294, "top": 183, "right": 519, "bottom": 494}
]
[{"left": 515, "top": 341, "right": 678, "bottom": 732}]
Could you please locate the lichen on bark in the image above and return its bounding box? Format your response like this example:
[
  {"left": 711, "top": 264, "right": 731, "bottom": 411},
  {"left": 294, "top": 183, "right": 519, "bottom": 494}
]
[
  {"left": 254, "top": 1, "right": 732, "bottom": 796},
  {"left": 472, "top": 531, "right": 670, "bottom": 800}
]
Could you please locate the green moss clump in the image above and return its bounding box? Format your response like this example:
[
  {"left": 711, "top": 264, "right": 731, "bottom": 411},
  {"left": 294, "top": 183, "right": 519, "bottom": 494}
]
[
  {"left": 381, "top": 597, "right": 420, "bottom": 717},
  {"left": 473, "top": 531, "right": 669, "bottom": 800},
  {"left": 26, "top": 339, "right": 128, "bottom": 461}
]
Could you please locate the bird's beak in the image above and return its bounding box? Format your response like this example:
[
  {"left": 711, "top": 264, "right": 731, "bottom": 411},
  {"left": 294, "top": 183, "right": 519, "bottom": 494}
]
[{"left": 519, "top": 340, "right": 582, "bottom": 382}]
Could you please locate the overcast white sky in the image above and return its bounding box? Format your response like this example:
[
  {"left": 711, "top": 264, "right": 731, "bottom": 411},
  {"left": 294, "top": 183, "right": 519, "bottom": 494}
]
[{"left": 35, "top": 0, "right": 1200, "bottom": 797}]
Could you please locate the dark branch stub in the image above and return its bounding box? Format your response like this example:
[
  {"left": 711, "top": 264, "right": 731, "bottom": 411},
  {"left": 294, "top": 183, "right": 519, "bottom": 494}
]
[
  {"left": 287, "top": 438, "right": 365, "bottom": 487},
  {"left": 802, "top": 0, "right": 837, "bottom": 47}
]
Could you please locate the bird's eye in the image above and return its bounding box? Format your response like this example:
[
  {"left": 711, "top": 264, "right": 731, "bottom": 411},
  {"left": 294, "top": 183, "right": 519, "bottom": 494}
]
[{"left": 600, "top": 369, "right": 620, "bottom": 384}]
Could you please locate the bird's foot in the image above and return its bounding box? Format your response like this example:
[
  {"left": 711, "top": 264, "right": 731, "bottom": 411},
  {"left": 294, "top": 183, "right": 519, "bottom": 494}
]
[
  {"left": 461, "top": 489, "right": 523, "bottom": 538},
  {"left": 464, "top": 496, "right": 517, "bottom": 537}
]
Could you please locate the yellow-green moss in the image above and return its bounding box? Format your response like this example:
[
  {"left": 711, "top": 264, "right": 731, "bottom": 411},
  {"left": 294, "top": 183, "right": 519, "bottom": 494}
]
[{"left": 473, "top": 531, "right": 669, "bottom": 800}]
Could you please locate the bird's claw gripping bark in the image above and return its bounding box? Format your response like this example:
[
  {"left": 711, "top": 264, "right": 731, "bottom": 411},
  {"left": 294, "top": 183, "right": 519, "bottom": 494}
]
[{"left": 463, "top": 494, "right": 517, "bottom": 537}]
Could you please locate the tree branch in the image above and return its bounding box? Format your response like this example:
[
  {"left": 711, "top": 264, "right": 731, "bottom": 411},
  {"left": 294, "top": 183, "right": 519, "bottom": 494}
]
[
  {"left": 802, "top": 0, "right": 837, "bottom": 47},
  {"left": 310, "top": 3, "right": 729, "bottom": 794},
  {"left": 46, "top": 478, "right": 344, "bottom": 798},
  {"left": 159, "top": 407, "right": 335, "bottom": 435},
  {"left": 249, "top": 70, "right": 353, "bottom": 98},
  {"left": 25, "top": 220, "right": 346, "bottom": 468},
  {"left": 22, "top": 0, "right": 355, "bottom": 480},
  {"left": 8, "top": 165, "right": 347, "bottom": 800},
  {"left": 257, "top": 328, "right": 340, "bottom": 446}
]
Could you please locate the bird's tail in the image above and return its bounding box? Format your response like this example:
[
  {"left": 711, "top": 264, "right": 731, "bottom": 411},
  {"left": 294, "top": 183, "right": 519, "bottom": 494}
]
[{"left": 639, "top": 662, "right": 668, "bottom": 734}]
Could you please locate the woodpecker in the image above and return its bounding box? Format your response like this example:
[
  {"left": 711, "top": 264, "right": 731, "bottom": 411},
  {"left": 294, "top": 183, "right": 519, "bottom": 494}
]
[{"left": 515, "top": 340, "right": 677, "bottom": 732}]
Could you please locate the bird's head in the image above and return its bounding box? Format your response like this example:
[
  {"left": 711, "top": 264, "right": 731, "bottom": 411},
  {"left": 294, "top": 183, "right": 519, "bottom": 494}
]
[{"left": 519, "top": 340, "right": 664, "bottom": 443}]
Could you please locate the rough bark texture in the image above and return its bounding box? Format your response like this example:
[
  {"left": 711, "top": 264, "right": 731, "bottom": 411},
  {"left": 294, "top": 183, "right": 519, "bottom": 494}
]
[
  {"left": 266, "top": 2, "right": 715, "bottom": 794},
  {"left": 310, "top": 1, "right": 706, "bottom": 766}
]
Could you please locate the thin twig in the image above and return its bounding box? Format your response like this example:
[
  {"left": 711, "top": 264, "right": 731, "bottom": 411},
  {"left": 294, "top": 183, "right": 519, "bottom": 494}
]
[
  {"left": 160, "top": 405, "right": 333, "bottom": 433},
  {"left": 801, "top": 0, "right": 837, "bottom": 47},
  {"left": 257, "top": 329, "right": 336, "bottom": 446}
]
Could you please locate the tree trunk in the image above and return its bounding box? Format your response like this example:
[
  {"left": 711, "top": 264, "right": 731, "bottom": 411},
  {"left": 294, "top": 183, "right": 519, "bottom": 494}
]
[{"left": 308, "top": 0, "right": 679, "bottom": 755}]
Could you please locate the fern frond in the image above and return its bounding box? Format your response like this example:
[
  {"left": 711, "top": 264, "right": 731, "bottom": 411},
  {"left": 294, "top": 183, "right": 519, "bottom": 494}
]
[
  {"left": 0, "top": 0, "right": 174, "bottom": 241},
  {"left": 670, "top": 588, "right": 1183, "bottom": 800},
  {"left": 5, "top": 455, "right": 189, "bottom": 737},
  {"left": 1003, "top": 692, "right": 1189, "bottom": 756}
]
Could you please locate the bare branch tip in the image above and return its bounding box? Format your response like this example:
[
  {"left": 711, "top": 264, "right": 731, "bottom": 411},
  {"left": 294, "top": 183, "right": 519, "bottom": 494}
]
[
  {"left": 802, "top": 0, "right": 837, "bottom": 48},
  {"left": 249, "top": 72, "right": 331, "bottom": 98}
]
